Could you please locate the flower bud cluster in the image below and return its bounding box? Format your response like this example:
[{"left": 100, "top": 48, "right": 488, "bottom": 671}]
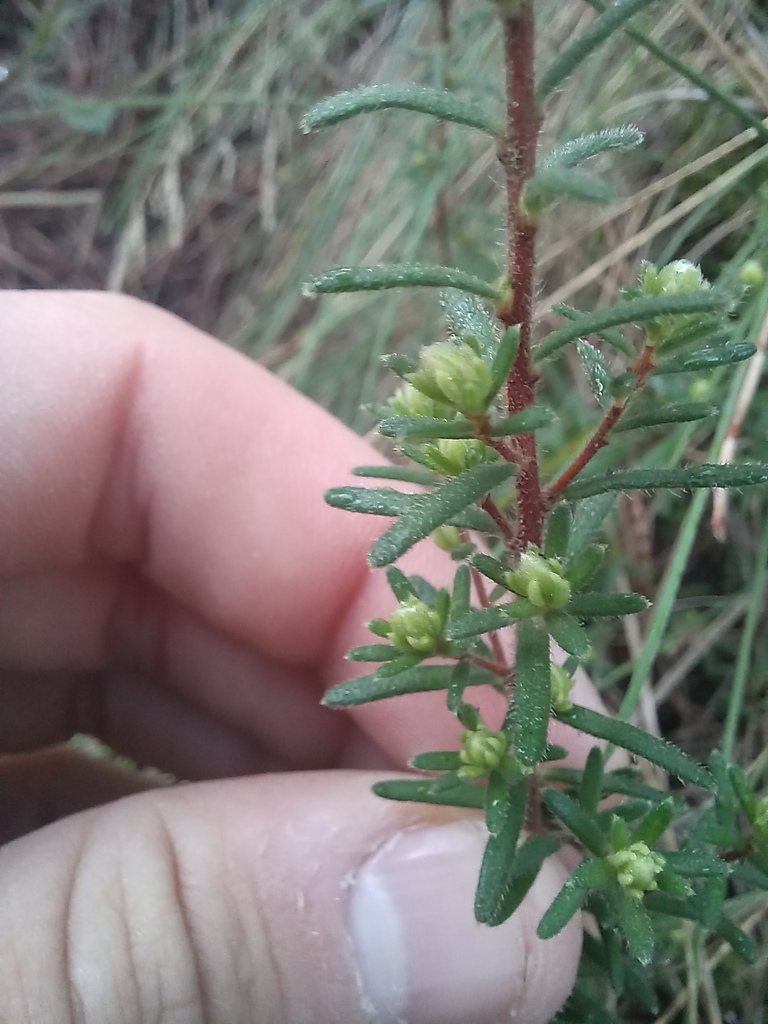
[
  {"left": 389, "top": 383, "right": 453, "bottom": 420},
  {"left": 409, "top": 340, "right": 492, "bottom": 415},
  {"left": 386, "top": 598, "right": 443, "bottom": 655},
  {"left": 423, "top": 437, "right": 497, "bottom": 476},
  {"left": 458, "top": 724, "right": 509, "bottom": 778},
  {"left": 641, "top": 259, "right": 711, "bottom": 345},
  {"left": 506, "top": 548, "right": 571, "bottom": 610},
  {"left": 607, "top": 841, "right": 665, "bottom": 901}
]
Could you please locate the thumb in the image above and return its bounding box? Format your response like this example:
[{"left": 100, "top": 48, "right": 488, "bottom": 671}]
[{"left": 0, "top": 772, "right": 580, "bottom": 1024}]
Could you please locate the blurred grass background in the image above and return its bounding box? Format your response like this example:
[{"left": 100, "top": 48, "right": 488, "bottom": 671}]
[{"left": 3, "top": 0, "right": 768, "bottom": 1019}]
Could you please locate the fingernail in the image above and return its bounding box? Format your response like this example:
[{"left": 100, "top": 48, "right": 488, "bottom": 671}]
[{"left": 349, "top": 820, "right": 576, "bottom": 1024}]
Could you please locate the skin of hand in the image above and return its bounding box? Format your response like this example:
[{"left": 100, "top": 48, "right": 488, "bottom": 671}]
[{"left": 0, "top": 291, "right": 603, "bottom": 1024}]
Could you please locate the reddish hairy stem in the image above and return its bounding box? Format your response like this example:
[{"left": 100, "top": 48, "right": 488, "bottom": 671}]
[
  {"left": 468, "top": 653, "right": 509, "bottom": 678},
  {"left": 544, "top": 345, "right": 657, "bottom": 504},
  {"left": 497, "top": 2, "right": 544, "bottom": 549},
  {"left": 470, "top": 565, "right": 508, "bottom": 670}
]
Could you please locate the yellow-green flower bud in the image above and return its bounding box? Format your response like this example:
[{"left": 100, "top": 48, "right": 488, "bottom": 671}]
[
  {"left": 641, "top": 260, "right": 711, "bottom": 345},
  {"left": 387, "top": 598, "right": 443, "bottom": 654},
  {"left": 417, "top": 341, "right": 493, "bottom": 414},
  {"left": 608, "top": 841, "right": 665, "bottom": 901},
  {"left": 741, "top": 259, "right": 764, "bottom": 289},
  {"left": 550, "top": 664, "right": 574, "bottom": 713},
  {"left": 389, "top": 383, "right": 452, "bottom": 420},
  {"left": 428, "top": 437, "right": 495, "bottom": 476},
  {"left": 458, "top": 724, "right": 508, "bottom": 778},
  {"left": 433, "top": 524, "right": 462, "bottom": 551},
  {"left": 506, "top": 549, "right": 571, "bottom": 610}
]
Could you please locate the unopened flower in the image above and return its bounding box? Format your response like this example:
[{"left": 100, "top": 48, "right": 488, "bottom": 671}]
[
  {"left": 550, "top": 664, "right": 574, "bottom": 713},
  {"left": 412, "top": 341, "right": 492, "bottom": 414},
  {"left": 459, "top": 724, "right": 508, "bottom": 778},
  {"left": 506, "top": 548, "right": 571, "bottom": 610},
  {"left": 387, "top": 598, "right": 443, "bottom": 655},
  {"left": 608, "top": 841, "right": 665, "bottom": 900}
]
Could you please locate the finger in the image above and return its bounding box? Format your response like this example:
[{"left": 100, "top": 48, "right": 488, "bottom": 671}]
[
  {"left": 0, "top": 775, "right": 581, "bottom": 1024},
  {"left": 0, "top": 291, "right": 607, "bottom": 768}
]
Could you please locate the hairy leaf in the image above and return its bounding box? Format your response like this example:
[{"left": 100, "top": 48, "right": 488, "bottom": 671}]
[
  {"left": 577, "top": 339, "right": 613, "bottom": 408},
  {"left": 613, "top": 400, "right": 715, "bottom": 431},
  {"left": 515, "top": 620, "right": 552, "bottom": 766},
  {"left": 410, "top": 751, "right": 463, "bottom": 771},
  {"left": 547, "top": 613, "right": 591, "bottom": 658},
  {"left": 655, "top": 342, "right": 756, "bottom": 374},
  {"left": 445, "top": 600, "right": 537, "bottom": 640},
  {"left": 352, "top": 465, "right": 438, "bottom": 485},
  {"left": 304, "top": 264, "right": 499, "bottom": 300},
  {"left": 323, "top": 664, "right": 488, "bottom": 707},
  {"left": 488, "top": 327, "right": 521, "bottom": 398},
  {"left": 543, "top": 787, "right": 609, "bottom": 856},
  {"left": 369, "top": 461, "right": 518, "bottom": 567},
  {"left": 568, "top": 592, "right": 650, "bottom": 617},
  {"left": 373, "top": 778, "right": 485, "bottom": 809},
  {"left": 542, "top": 127, "right": 645, "bottom": 169},
  {"left": 556, "top": 705, "right": 714, "bottom": 789},
  {"left": 565, "top": 463, "right": 768, "bottom": 501},
  {"left": 536, "top": 292, "right": 728, "bottom": 361},
  {"left": 475, "top": 778, "right": 530, "bottom": 924},
  {"left": 301, "top": 83, "right": 500, "bottom": 136}
]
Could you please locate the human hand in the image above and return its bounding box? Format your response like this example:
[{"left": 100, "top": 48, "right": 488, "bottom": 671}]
[{"left": 0, "top": 291, "right": 595, "bottom": 1024}]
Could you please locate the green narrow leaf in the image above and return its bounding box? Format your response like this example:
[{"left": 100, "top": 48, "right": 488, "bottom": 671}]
[
  {"left": 663, "top": 852, "right": 730, "bottom": 879},
  {"left": 523, "top": 168, "right": 614, "bottom": 213},
  {"left": 565, "top": 544, "right": 605, "bottom": 590},
  {"left": 537, "top": 0, "right": 660, "bottom": 98},
  {"left": 324, "top": 664, "right": 482, "bottom": 707},
  {"left": 301, "top": 83, "right": 500, "bottom": 136},
  {"left": 304, "top": 264, "right": 500, "bottom": 301},
  {"left": 447, "top": 659, "right": 471, "bottom": 713},
  {"left": 485, "top": 770, "right": 511, "bottom": 837},
  {"left": 579, "top": 746, "right": 605, "bottom": 814},
  {"left": 545, "top": 503, "right": 572, "bottom": 560},
  {"left": 325, "top": 485, "right": 411, "bottom": 517},
  {"left": 632, "top": 799, "right": 674, "bottom": 847},
  {"left": 568, "top": 593, "right": 650, "bottom": 617},
  {"left": 613, "top": 401, "right": 715, "bottom": 431},
  {"left": 654, "top": 343, "right": 756, "bottom": 374},
  {"left": 535, "top": 292, "right": 728, "bottom": 361},
  {"left": 411, "top": 751, "right": 463, "bottom": 771},
  {"left": 644, "top": 892, "right": 757, "bottom": 963},
  {"left": 556, "top": 705, "right": 714, "bottom": 789},
  {"left": 515, "top": 620, "right": 552, "bottom": 765},
  {"left": 543, "top": 787, "right": 609, "bottom": 856},
  {"left": 471, "top": 552, "right": 511, "bottom": 589},
  {"left": 567, "top": 493, "right": 617, "bottom": 557},
  {"left": 373, "top": 778, "right": 485, "bottom": 809},
  {"left": 381, "top": 352, "right": 419, "bottom": 377},
  {"left": 347, "top": 644, "right": 399, "bottom": 662},
  {"left": 475, "top": 778, "right": 530, "bottom": 924},
  {"left": 543, "top": 127, "right": 645, "bottom": 169},
  {"left": 385, "top": 566, "right": 416, "bottom": 602},
  {"left": 577, "top": 339, "right": 613, "bottom": 408},
  {"left": 565, "top": 463, "right": 768, "bottom": 501},
  {"left": 449, "top": 564, "right": 471, "bottom": 623},
  {"left": 378, "top": 416, "right": 478, "bottom": 439},
  {"left": 352, "top": 465, "right": 439, "bottom": 485},
  {"left": 488, "top": 327, "right": 521, "bottom": 398},
  {"left": 489, "top": 836, "right": 562, "bottom": 926},
  {"left": 547, "top": 613, "right": 591, "bottom": 658},
  {"left": 378, "top": 407, "right": 553, "bottom": 440},
  {"left": 537, "top": 860, "right": 611, "bottom": 938},
  {"left": 369, "top": 461, "right": 518, "bottom": 568},
  {"left": 553, "top": 304, "right": 635, "bottom": 357},
  {"left": 445, "top": 601, "right": 536, "bottom": 640},
  {"left": 621, "top": 897, "right": 655, "bottom": 966},
  {"left": 489, "top": 407, "right": 555, "bottom": 436}
]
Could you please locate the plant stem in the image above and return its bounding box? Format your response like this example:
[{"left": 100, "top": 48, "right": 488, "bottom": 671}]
[
  {"left": 544, "top": 344, "right": 656, "bottom": 503},
  {"left": 498, "top": 0, "right": 544, "bottom": 547}
]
